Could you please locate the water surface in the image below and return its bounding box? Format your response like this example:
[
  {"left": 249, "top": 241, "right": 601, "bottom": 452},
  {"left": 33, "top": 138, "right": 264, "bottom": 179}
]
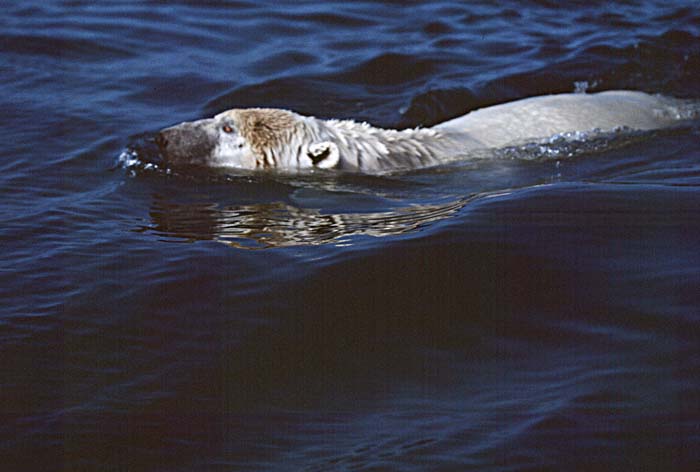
[{"left": 1, "top": 1, "right": 699, "bottom": 471}]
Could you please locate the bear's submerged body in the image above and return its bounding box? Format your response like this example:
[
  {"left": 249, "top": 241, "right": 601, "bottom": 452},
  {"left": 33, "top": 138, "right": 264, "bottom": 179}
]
[{"left": 156, "top": 91, "right": 697, "bottom": 173}]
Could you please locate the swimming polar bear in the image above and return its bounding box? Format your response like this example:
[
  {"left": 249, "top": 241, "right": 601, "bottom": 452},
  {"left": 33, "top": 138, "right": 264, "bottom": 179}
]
[{"left": 156, "top": 90, "right": 696, "bottom": 173}]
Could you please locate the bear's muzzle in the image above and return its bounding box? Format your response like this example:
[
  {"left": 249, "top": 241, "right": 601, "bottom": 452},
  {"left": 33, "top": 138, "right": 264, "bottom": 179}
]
[{"left": 156, "top": 118, "right": 217, "bottom": 166}]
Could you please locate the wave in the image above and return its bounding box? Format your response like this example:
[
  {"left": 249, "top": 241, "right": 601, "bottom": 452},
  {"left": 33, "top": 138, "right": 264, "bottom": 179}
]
[{"left": 0, "top": 33, "right": 133, "bottom": 61}]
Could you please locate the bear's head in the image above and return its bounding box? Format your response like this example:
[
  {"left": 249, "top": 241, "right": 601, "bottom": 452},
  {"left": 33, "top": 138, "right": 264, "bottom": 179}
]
[{"left": 156, "top": 108, "right": 339, "bottom": 170}]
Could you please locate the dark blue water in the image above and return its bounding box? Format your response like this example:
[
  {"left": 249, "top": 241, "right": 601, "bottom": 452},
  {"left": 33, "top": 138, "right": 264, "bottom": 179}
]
[{"left": 2, "top": 1, "right": 700, "bottom": 470}]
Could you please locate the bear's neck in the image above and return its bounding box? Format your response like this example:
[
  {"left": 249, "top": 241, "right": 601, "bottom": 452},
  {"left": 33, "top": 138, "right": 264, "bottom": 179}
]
[{"left": 307, "top": 117, "right": 475, "bottom": 172}]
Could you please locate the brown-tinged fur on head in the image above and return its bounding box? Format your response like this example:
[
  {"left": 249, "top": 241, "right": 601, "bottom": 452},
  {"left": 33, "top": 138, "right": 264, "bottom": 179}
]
[
  {"left": 225, "top": 107, "right": 460, "bottom": 171},
  {"left": 228, "top": 108, "right": 303, "bottom": 166}
]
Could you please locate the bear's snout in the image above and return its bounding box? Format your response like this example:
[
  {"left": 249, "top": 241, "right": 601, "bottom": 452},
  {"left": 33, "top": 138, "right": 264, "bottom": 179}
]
[{"left": 156, "top": 120, "right": 217, "bottom": 166}]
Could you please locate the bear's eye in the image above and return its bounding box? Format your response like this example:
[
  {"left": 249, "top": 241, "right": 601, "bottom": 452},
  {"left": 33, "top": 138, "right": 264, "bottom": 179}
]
[{"left": 222, "top": 125, "right": 233, "bottom": 133}]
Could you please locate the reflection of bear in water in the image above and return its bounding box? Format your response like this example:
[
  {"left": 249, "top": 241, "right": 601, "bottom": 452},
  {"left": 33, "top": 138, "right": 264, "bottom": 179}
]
[
  {"left": 157, "top": 90, "right": 696, "bottom": 173},
  {"left": 148, "top": 197, "right": 467, "bottom": 249}
]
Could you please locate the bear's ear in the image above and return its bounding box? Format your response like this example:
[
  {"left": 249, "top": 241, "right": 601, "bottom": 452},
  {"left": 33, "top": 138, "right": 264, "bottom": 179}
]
[{"left": 307, "top": 142, "right": 339, "bottom": 169}]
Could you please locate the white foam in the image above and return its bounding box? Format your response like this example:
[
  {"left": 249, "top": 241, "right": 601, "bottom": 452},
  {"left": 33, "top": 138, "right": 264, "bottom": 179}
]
[{"left": 117, "top": 149, "right": 140, "bottom": 168}]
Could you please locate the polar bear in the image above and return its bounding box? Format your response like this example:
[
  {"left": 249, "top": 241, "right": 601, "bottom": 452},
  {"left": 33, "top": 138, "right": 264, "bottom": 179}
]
[{"left": 156, "top": 90, "right": 696, "bottom": 173}]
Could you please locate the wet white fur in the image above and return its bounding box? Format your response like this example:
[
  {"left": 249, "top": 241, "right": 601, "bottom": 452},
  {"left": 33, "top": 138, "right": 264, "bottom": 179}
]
[
  {"left": 212, "top": 130, "right": 256, "bottom": 168},
  {"left": 207, "top": 90, "right": 695, "bottom": 173}
]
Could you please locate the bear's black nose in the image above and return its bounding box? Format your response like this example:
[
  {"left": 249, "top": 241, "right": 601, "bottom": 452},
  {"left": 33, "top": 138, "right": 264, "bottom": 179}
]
[{"left": 155, "top": 132, "right": 168, "bottom": 150}]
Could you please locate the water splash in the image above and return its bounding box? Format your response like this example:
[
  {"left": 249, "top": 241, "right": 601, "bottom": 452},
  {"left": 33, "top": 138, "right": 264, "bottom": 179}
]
[{"left": 493, "top": 127, "right": 650, "bottom": 161}]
